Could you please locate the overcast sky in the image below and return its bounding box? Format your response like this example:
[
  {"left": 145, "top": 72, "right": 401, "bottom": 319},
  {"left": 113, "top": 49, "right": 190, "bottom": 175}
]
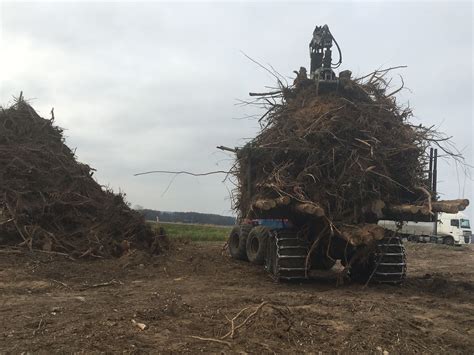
[{"left": 0, "top": 1, "right": 472, "bottom": 218}]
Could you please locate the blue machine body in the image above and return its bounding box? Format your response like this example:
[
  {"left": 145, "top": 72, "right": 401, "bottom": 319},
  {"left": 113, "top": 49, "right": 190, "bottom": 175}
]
[{"left": 252, "top": 219, "right": 292, "bottom": 230}]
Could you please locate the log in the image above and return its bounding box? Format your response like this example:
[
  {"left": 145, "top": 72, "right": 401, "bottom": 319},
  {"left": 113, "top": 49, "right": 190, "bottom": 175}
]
[
  {"left": 254, "top": 199, "right": 276, "bottom": 210},
  {"left": 419, "top": 206, "right": 431, "bottom": 215},
  {"left": 431, "top": 199, "right": 469, "bottom": 213},
  {"left": 253, "top": 196, "right": 291, "bottom": 211},
  {"left": 338, "top": 224, "right": 385, "bottom": 246},
  {"left": 275, "top": 196, "right": 291, "bottom": 206},
  {"left": 387, "top": 205, "right": 413, "bottom": 214},
  {"left": 387, "top": 199, "right": 469, "bottom": 215},
  {"left": 295, "top": 203, "right": 325, "bottom": 217},
  {"left": 387, "top": 204, "right": 427, "bottom": 215}
]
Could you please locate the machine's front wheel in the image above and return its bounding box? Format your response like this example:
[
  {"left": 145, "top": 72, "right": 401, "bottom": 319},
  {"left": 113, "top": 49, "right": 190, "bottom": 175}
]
[
  {"left": 228, "top": 225, "right": 252, "bottom": 261},
  {"left": 246, "top": 226, "right": 269, "bottom": 264},
  {"left": 265, "top": 232, "right": 278, "bottom": 276}
]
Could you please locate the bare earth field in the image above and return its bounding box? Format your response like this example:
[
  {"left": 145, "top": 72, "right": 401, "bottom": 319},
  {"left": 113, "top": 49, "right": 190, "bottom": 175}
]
[{"left": 1, "top": 242, "right": 473, "bottom": 353}]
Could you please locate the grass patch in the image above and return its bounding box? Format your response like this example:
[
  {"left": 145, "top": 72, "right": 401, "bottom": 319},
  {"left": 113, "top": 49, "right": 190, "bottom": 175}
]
[{"left": 150, "top": 221, "right": 231, "bottom": 242}]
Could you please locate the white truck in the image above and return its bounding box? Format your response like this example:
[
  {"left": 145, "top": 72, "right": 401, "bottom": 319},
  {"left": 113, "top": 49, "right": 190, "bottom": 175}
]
[{"left": 379, "top": 212, "right": 471, "bottom": 246}]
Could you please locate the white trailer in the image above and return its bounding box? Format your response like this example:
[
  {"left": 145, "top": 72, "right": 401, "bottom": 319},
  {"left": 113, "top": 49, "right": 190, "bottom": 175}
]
[{"left": 378, "top": 212, "right": 471, "bottom": 246}]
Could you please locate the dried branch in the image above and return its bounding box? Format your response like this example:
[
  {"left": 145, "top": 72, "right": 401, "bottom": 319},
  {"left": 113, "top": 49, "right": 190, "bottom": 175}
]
[
  {"left": 134, "top": 170, "right": 229, "bottom": 177},
  {"left": 190, "top": 336, "right": 232, "bottom": 348}
]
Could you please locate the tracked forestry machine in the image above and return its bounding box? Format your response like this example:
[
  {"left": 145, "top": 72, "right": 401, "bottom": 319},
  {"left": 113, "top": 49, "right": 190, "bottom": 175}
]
[{"left": 221, "top": 25, "right": 469, "bottom": 285}]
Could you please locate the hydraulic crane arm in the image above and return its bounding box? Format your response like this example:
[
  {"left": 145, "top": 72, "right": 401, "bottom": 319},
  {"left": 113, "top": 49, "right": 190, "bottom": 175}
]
[{"left": 309, "top": 24, "right": 342, "bottom": 81}]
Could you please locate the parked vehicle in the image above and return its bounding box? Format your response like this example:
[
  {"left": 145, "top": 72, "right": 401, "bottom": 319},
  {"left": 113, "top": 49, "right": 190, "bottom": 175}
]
[{"left": 378, "top": 212, "right": 471, "bottom": 246}]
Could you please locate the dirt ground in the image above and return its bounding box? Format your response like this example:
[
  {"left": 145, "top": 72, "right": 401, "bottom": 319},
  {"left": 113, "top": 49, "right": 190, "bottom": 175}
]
[{"left": 1, "top": 241, "right": 473, "bottom": 353}]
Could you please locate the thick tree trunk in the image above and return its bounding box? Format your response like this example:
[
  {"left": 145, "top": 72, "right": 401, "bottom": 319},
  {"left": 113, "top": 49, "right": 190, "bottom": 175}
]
[
  {"left": 387, "top": 199, "right": 469, "bottom": 215},
  {"left": 294, "top": 203, "right": 325, "bottom": 217},
  {"left": 338, "top": 224, "right": 385, "bottom": 246},
  {"left": 253, "top": 196, "right": 291, "bottom": 210}
]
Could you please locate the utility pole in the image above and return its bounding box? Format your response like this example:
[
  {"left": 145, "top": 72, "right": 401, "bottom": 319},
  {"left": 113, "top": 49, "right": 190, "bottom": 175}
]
[{"left": 432, "top": 148, "right": 438, "bottom": 236}]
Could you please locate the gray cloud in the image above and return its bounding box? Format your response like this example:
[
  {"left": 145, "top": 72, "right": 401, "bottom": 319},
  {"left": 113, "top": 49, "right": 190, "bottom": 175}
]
[{"left": 1, "top": 1, "right": 472, "bottom": 219}]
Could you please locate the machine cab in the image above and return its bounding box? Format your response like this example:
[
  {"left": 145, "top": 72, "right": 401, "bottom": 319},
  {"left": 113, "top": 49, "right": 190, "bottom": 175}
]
[
  {"left": 439, "top": 212, "right": 471, "bottom": 245},
  {"left": 452, "top": 217, "right": 471, "bottom": 244}
]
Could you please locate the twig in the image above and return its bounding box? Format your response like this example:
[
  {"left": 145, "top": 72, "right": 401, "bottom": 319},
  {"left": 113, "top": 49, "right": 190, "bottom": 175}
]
[
  {"left": 0, "top": 218, "right": 14, "bottom": 225},
  {"left": 5, "top": 201, "right": 29, "bottom": 247},
  {"left": 221, "top": 301, "right": 269, "bottom": 339},
  {"left": 134, "top": 170, "right": 229, "bottom": 177},
  {"left": 355, "top": 66, "right": 408, "bottom": 82},
  {"left": 50, "top": 279, "right": 70, "bottom": 288},
  {"left": 240, "top": 51, "right": 283, "bottom": 87},
  {"left": 305, "top": 225, "right": 328, "bottom": 277},
  {"left": 386, "top": 75, "right": 405, "bottom": 97},
  {"left": 221, "top": 241, "right": 229, "bottom": 256},
  {"left": 33, "top": 317, "right": 44, "bottom": 336},
  {"left": 0, "top": 246, "right": 74, "bottom": 259},
  {"left": 81, "top": 279, "right": 122, "bottom": 289},
  {"left": 367, "top": 170, "right": 414, "bottom": 193},
  {"left": 0, "top": 249, "right": 23, "bottom": 254},
  {"left": 216, "top": 145, "right": 237, "bottom": 153},
  {"left": 415, "top": 186, "right": 433, "bottom": 215},
  {"left": 249, "top": 90, "right": 282, "bottom": 97},
  {"left": 33, "top": 249, "right": 72, "bottom": 258},
  {"left": 226, "top": 305, "right": 252, "bottom": 339},
  {"left": 190, "top": 336, "right": 232, "bottom": 348}
]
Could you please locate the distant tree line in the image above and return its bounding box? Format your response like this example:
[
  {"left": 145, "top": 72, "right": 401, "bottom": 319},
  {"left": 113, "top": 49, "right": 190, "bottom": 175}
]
[{"left": 137, "top": 208, "right": 236, "bottom": 226}]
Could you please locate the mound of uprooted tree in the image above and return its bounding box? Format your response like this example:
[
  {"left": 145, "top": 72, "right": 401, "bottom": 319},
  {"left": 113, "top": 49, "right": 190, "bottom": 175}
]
[
  {"left": 0, "top": 97, "right": 166, "bottom": 257},
  {"left": 232, "top": 68, "right": 467, "bottom": 242}
]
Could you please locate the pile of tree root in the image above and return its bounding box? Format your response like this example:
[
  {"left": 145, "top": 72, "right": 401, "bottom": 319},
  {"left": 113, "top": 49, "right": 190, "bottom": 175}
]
[
  {"left": 231, "top": 68, "right": 468, "bottom": 246},
  {"left": 0, "top": 98, "right": 165, "bottom": 257}
]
